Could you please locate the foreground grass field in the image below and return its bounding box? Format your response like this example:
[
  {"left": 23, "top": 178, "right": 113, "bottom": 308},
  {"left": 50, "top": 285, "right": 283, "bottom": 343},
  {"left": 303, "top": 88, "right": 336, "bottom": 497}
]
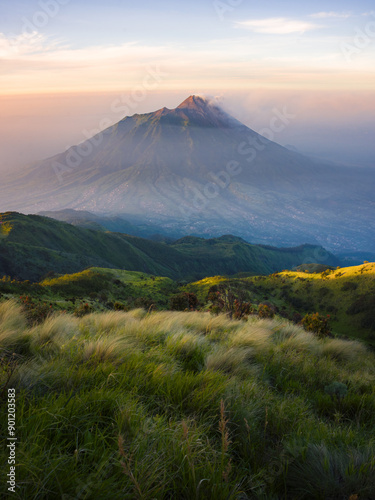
[{"left": 1, "top": 301, "right": 375, "bottom": 499}]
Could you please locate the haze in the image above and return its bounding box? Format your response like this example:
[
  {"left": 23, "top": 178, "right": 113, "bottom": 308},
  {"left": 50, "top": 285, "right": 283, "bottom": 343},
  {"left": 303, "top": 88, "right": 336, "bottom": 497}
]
[
  {"left": 1, "top": 0, "right": 375, "bottom": 172},
  {"left": 1, "top": 90, "right": 375, "bottom": 174}
]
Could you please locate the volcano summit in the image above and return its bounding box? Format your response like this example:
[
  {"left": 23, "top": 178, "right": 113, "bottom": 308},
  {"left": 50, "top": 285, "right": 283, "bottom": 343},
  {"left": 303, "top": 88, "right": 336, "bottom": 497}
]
[{"left": 1, "top": 95, "right": 374, "bottom": 251}]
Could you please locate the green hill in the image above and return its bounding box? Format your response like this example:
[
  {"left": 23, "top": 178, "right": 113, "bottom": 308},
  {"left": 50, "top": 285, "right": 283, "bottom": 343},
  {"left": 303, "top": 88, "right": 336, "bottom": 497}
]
[
  {"left": 1, "top": 303, "right": 374, "bottom": 498},
  {"left": 0, "top": 212, "right": 338, "bottom": 282},
  {"left": 186, "top": 263, "right": 375, "bottom": 346},
  {"left": 43, "top": 267, "right": 177, "bottom": 310},
  {"left": 0, "top": 212, "right": 197, "bottom": 282}
]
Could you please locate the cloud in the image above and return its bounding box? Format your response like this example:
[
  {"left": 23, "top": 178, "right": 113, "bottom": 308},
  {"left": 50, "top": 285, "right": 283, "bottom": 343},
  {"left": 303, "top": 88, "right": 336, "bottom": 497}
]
[
  {"left": 0, "top": 31, "right": 67, "bottom": 59},
  {"left": 310, "top": 12, "right": 352, "bottom": 19},
  {"left": 0, "top": 28, "right": 374, "bottom": 95},
  {"left": 235, "top": 18, "right": 319, "bottom": 34}
]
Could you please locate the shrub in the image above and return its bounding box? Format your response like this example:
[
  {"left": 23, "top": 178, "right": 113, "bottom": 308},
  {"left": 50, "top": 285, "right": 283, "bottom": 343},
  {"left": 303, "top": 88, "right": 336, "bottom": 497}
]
[
  {"left": 74, "top": 302, "right": 93, "bottom": 317},
  {"left": 289, "top": 296, "right": 307, "bottom": 309},
  {"left": 133, "top": 297, "right": 154, "bottom": 309},
  {"left": 113, "top": 302, "right": 128, "bottom": 311},
  {"left": 19, "top": 295, "right": 51, "bottom": 325},
  {"left": 301, "top": 312, "right": 331, "bottom": 338},
  {"left": 98, "top": 292, "right": 108, "bottom": 303},
  {"left": 292, "top": 312, "right": 303, "bottom": 324},
  {"left": 347, "top": 295, "right": 375, "bottom": 315},
  {"left": 319, "top": 287, "right": 330, "bottom": 297},
  {"left": 341, "top": 281, "right": 358, "bottom": 292},
  {"left": 324, "top": 382, "right": 348, "bottom": 401},
  {"left": 258, "top": 304, "right": 275, "bottom": 319},
  {"left": 169, "top": 292, "right": 199, "bottom": 311},
  {"left": 320, "top": 269, "right": 333, "bottom": 278},
  {"left": 208, "top": 287, "right": 252, "bottom": 320}
]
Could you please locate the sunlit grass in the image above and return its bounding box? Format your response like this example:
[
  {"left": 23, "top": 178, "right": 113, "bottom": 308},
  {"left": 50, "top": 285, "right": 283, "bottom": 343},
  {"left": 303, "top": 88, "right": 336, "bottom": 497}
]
[{"left": 1, "top": 302, "right": 374, "bottom": 498}]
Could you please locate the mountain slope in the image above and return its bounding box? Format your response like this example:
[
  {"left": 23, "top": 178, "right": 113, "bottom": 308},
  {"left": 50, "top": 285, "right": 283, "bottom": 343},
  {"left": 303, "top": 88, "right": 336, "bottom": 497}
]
[
  {"left": 37, "top": 209, "right": 172, "bottom": 238},
  {"left": 1, "top": 95, "right": 374, "bottom": 251},
  {"left": 0, "top": 212, "right": 337, "bottom": 281},
  {"left": 186, "top": 262, "right": 375, "bottom": 346}
]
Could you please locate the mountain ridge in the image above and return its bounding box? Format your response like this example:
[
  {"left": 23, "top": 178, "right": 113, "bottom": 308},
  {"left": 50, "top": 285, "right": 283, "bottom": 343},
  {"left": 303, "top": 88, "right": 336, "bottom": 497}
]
[
  {"left": 0, "top": 211, "right": 338, "bottom": 282},
  {"left": 0, "top": 95, "right": 374, "bottom": 252}
]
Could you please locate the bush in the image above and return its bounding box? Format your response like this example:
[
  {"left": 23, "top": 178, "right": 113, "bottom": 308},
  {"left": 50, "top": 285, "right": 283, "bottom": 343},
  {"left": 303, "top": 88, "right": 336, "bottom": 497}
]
[
  {"left": 324, "top": 382, "right": 348, "bottom": 401},
  {"left": 289, "top": 296, "right": 307, "bottom": 309},
  {"left": 341, "top": 281, "right": 358, "bottom": 292},
  {"left": 113, "top": 302, "right": 128, "bottom": 311},
  {"left": 347, "top": 295, "right": 375, "bottom": 315},
  {"left": 208, "top": 287, "right": 251, "bottom": 319},
  {"left": 170, "top": 292, "right": 199, "bottom": 311},
  {"left": 320, "top": 269, "right": 333, "bottom": 278},
  {"left": 292, "top": 312, "right": 303, "bottom": 324},
  {"left": 301, "top": 312, "right": 331, "bottom": 338},
  {"left": 133, "top": 297, "right": 154, "bottom": 309},
  {"left": 19, "top": 295, "right": 51, "bottom": 325},
  {"left": 257, "top": 303, "right": 275, "bottom": 319},
  {"left": 74, "top": 302, "right": 93, "bottom": 317}
]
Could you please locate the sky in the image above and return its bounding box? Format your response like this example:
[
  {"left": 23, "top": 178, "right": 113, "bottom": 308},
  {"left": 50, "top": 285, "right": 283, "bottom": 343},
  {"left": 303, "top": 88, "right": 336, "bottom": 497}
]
[{"left": 1, "top": 0, "right": 375, "bottom": 171}]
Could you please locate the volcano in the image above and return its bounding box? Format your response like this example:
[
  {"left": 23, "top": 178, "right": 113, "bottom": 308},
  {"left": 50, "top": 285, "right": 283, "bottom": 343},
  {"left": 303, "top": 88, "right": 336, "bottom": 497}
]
[{"left": 1, "top": 95, "right": 374, "bottom": 251}]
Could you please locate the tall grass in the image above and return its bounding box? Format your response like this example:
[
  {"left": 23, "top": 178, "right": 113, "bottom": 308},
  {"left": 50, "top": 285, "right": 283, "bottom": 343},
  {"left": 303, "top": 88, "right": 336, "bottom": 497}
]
[
  {"left": 29, "top": 314, "right": 79, "bottom": 356},
  {"left": 0, "top": 300, "right": 27, "bottom": 349},
  {"left": 1, "top": 301, "right": 375, "bottom": 498}
]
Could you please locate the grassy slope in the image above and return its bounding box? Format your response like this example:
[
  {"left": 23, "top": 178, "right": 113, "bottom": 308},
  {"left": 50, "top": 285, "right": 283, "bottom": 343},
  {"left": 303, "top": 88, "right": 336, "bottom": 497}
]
[
  {"left": 1, "top": 262, "right": 374, "bottom": 346},
  {"left": 187, "top": 263, "right": 375, "bottom": 346},
  {"left": 0, "top": 267, "right": 179, "bottom": 314},
  {"left": 0, "top": 212, "right": 338, "bottom": 282},
  {"left": 170, "top": 236, "right": 338, "bottom": 279},
  {"left": 42, "top": 267, "right": 178, "bottom": 310},
  {"left": 0, "top": 212, "right": 181, "bottom": 282},
  {"left": 1, "top": 302, "right": 374, "bottom": 498},
  {"left": 275, "top": 264, "right": 375, "bottom": 342}
]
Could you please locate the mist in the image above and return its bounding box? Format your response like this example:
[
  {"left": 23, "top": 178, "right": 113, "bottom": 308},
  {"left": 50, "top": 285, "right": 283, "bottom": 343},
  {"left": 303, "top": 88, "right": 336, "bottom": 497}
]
[
  {"left": 221, "top": 90, "right": 375, "bottom": 169},
  {"left": 1, "top": 89, "right": 374, "bottom": 176}
]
